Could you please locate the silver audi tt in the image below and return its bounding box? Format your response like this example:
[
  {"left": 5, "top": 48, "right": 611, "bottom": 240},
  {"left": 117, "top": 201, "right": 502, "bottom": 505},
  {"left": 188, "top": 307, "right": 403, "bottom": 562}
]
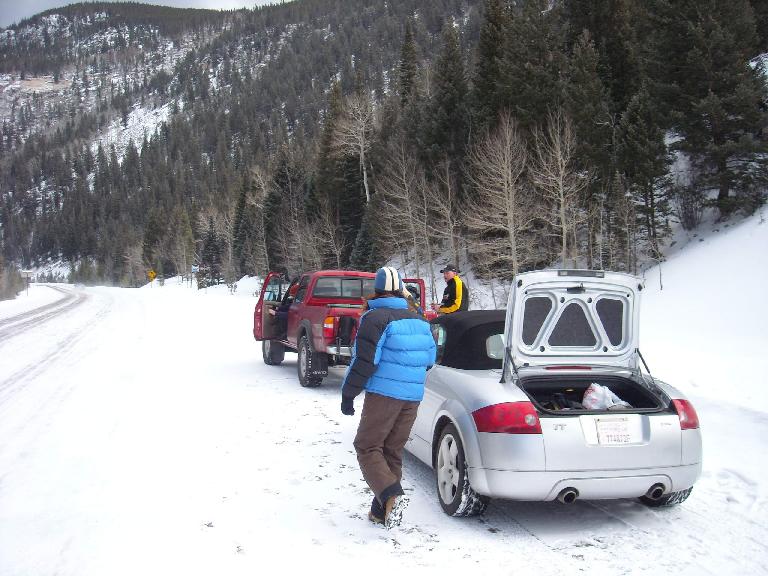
[{"left": 405, "top": 269, "right": 702, "bottom": 516}]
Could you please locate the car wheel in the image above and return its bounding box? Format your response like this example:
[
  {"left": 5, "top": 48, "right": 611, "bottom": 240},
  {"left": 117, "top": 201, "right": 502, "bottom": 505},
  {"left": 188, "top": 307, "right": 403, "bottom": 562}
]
[
  {"left": 435, "top": 423, "right": 489, "bottom": 517},
  {"left": 639, "top": 486, "right": 693, "bottom": 507},
  {"left": 297, "top": 334, "right": 322, "bottom": 388},
  {"left": 262, "top": 339, "right": 285, "bottom": 365}
]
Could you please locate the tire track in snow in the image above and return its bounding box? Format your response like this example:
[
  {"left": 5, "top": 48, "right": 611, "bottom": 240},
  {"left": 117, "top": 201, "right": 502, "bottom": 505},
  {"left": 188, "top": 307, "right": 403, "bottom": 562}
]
[
  {"left": 0, "top": 292, "right": 112, "bottom": 408},
  {"left": 0, "top": 285, "right": 86, "bottom": 344},
  {"left": 0, "top": 285, "right": 72, "bottom": 327}
]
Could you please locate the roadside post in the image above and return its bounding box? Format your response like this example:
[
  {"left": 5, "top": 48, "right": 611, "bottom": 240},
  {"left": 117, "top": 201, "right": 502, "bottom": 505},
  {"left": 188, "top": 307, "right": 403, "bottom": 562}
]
[{"left": 20, "top": 270, "right": 34, "bottom": 296}]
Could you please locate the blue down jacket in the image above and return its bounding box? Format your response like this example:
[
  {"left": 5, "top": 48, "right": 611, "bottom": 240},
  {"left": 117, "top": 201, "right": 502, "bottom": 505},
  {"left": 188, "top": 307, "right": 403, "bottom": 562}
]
[{"left": 341, "top": 297, "right": 436, "bottom": 402}]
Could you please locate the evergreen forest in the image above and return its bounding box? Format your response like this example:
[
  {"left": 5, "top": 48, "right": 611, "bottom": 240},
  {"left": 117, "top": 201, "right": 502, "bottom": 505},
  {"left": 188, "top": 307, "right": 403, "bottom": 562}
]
[{"left": 0, "top": 0, "right": 766, "bottom": 299}]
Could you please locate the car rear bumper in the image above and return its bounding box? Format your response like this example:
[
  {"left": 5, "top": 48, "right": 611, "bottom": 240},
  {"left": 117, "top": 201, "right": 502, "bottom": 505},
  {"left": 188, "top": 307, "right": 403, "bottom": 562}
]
[{"left": 468, "top": 462, "right": 702, "bottom": 501}]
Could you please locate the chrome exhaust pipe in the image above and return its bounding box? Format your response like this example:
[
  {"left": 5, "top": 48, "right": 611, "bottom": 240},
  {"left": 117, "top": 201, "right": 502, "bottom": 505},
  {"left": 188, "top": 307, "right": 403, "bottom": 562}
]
[
  {"left": 557, "top": 487, "right": 579, "bottom": 504},
  {"left": 645, "top": 483, "right": 665, "bottom": 500}
]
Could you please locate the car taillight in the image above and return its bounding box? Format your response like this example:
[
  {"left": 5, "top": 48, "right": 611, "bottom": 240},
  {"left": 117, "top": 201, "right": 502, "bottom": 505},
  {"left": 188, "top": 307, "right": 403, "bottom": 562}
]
[
  {"left": 472, "top": 402, "right": 542, "bottom": 434},
  {"left": 672, "top": 399, "right": 700, "bottom": 430},
  {"left": 323, "top": 316, "right": 336, "bottom": 340}
]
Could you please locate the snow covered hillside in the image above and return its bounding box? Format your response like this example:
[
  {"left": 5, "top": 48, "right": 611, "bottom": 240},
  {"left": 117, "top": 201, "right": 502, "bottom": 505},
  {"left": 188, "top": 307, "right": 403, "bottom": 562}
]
[{"left": 0, "top": 212, "right": 766, "bottom": 576}]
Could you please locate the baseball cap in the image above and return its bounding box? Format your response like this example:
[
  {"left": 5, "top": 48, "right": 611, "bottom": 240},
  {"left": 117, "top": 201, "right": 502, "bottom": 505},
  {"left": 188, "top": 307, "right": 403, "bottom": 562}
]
[{"left": 440, "top": 264, "right": 460, "bottom": 273}]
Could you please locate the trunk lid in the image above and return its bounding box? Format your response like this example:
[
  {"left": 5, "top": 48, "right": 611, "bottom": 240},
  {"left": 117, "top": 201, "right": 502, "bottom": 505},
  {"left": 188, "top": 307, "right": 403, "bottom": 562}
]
[{"left": 505, "top": 270, "right": 644, "bottom": 371}]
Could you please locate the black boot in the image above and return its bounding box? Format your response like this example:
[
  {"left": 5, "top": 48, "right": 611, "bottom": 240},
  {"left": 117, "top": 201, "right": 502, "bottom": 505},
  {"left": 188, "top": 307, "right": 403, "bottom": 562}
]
[{"left": 368, "top": 496, "right": 384, "bottom": 525}]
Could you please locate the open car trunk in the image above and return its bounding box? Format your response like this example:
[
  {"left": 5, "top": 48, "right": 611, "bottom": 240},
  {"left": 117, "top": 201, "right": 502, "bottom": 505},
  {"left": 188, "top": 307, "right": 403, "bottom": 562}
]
[
  {"left": 518, "top": 374, "right": 681, "bottom": 471},
  {"left": 519, "top": 374, "right": 665, "bottom": 414}
]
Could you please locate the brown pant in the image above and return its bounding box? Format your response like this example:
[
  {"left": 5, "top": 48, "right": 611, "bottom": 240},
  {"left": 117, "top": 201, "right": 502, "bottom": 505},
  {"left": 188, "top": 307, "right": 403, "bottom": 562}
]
[{"left": 353, "top": 392, "right": 419, "bottom": 503}]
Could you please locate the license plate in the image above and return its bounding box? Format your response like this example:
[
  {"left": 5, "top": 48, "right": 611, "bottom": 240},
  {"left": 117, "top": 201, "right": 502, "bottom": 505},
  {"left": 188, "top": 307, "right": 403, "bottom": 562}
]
[{"left": 595, "top": 416, "right": 639, "bottom": 445}]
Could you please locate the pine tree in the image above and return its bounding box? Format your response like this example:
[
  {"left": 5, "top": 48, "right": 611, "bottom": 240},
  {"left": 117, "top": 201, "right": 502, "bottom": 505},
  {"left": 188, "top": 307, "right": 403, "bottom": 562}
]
[
  {"left": 564, "top": 30, "right": 614, "bottom": 267},
  {"left": 499, "top": 0, "right": 567, "bottom": 132},
  {"left": 313, "top": 82, "right": 345, "bottom": 225},
  {"left": 398, "top": 21, "right": 419, "bottom": 108},
  {"left": 750, "top": 0, "right": 768, "bottom": 51},
  {"left": 565, "top": 30, "right": 613, "bottom": 175},
  {"left": 425, "top": 23, "right": 469, "bottom": 168},
  {"left": 563, "top": 0, "right": 641, "bottom": 114},
  {"left": 472, "top": 0, "right": 509, "bottom": 133},
  {"left": 232, "top": 178, "right": 248, "bottom": 271},
  {"left": 653, "top": 0, "right": 768, "bottom": 216},
  {"left": 200, "top": 216, "right": 222, "bottom": 286},
  {"left": 619, "top": 85, "right": 672, "bottom": 260}
]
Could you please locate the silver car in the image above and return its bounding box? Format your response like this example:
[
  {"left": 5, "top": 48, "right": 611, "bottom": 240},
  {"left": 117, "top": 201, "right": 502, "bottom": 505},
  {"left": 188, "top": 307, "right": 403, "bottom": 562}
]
[{"left": 405, "top": 269, "right": 702, "bottom": 516}]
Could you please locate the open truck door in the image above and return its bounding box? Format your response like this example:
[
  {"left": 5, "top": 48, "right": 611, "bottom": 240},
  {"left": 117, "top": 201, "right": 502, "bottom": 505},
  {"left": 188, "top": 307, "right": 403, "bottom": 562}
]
[
  {"left": 253, "top": 271, "right": 291, "bottom": 341},
  {"left": 403, "top": 277, "right": 437, "bottom": 320}
]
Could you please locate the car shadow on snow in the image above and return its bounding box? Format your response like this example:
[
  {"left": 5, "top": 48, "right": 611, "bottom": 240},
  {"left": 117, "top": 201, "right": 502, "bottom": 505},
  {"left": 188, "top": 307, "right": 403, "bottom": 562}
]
[{"left": 400, "top": 451, "right": 676, "bottom": 548}]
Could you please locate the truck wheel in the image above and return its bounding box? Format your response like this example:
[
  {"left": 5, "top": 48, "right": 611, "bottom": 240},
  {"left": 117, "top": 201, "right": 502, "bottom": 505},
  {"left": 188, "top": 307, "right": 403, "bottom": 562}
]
[
  {"left": 435, "top": 423, "right": 489, "bottom": 517},
  {"left": 262, "top": 339, "right": 285, "bottom": 365},
  {"left": 297, "top": 335, "right": 322, "bottom": 388}
]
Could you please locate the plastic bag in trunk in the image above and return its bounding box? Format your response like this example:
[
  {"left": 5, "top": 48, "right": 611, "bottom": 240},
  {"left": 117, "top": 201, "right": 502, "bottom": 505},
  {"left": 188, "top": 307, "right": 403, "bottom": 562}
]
[{"left": 583, "top": 382, "right": 632, "bottom": 410}]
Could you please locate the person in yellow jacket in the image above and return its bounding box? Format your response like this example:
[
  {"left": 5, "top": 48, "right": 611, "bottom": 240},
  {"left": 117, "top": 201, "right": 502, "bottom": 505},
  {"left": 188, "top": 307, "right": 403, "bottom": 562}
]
[{"left": 431, "top": 264, "right": 469, "bottom": 314}]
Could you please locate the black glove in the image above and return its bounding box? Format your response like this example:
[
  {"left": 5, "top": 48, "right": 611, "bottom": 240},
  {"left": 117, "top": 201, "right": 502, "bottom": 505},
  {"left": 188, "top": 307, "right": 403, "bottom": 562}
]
[{"left": 341, "top": 396, "right": 355, "bottom": 416}]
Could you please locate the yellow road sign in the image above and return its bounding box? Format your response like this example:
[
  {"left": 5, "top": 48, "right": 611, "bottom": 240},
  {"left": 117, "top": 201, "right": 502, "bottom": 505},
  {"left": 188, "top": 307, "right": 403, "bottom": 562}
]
[{"left": 147, "top": 269, "right": 157, "bottom": 281}]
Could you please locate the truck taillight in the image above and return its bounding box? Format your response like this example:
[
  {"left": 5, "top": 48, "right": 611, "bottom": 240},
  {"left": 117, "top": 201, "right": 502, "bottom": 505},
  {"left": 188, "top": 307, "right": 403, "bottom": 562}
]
[
  {"left": 472, "top": 402, "right": 542, "bottom": 434},
  {"left": 672, "top": 399, "right": 700, "bottom": 430},
  {"left": 323, "top": 316, "right": 336, "bottom": 340}
]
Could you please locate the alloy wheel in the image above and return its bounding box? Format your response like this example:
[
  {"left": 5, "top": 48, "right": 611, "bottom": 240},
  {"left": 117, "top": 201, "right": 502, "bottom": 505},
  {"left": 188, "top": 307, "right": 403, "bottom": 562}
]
[{"left": 436, "top": 433, "right": 460, "bottom": 504}]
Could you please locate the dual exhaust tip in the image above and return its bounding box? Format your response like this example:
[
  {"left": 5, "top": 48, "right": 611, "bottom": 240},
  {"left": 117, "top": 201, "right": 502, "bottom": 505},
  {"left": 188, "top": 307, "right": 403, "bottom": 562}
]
[
  {"left": 645, "top": 483, "right": 666, "bottom": 501},
  {"left": 557, "top": 487, "right": 579, "bottom": 504},
  {"left": 556, "top": 483, "right": 666, "bottom": 504}
]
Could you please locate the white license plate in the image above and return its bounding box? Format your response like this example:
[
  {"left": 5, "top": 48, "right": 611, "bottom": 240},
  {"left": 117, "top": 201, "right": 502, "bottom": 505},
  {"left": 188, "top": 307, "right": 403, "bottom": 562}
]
[{"left": 595, "top": 416, "right": 640, "bottom": 445}]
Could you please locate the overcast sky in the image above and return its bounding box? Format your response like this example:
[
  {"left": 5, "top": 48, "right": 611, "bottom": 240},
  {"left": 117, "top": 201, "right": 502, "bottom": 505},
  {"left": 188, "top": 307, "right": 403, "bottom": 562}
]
[{"left": 0, "top": 0, "right": 283, "bottom": 28}]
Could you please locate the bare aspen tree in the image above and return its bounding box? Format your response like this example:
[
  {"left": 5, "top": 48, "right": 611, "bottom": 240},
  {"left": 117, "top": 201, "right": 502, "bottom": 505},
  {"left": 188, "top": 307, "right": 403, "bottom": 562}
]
[
  {"left": 315, "top": 194, "right": 348, "bottom": 269},
  {"left": 219, "top": 210, "right": 237, "bottom": 289},
  {"left": 530, "top": 109, "right": 588, "bottom": 268},
  {"left": 465, "top": 112, "right": 533, "bottom": 278},
  {"left": 426, "top": 158, "right": 462, "bottom": 269},
  {"left": 374, "top": 140, "right": 429, "bottom": 278},
  {"left": 272, "top": 151, "right": 318, "bottom": 273},
  {"left": 246, "top": 166, "right": 272, "bottom": 276},
  {"left": 610, "top": 172, "right": 637, "bottom": 273},
  {"left": 123, "top": 243, "right": 146, "bottom": 286},
  {"left": 334, "top": 93, "right": 374, "bottom": 203}
]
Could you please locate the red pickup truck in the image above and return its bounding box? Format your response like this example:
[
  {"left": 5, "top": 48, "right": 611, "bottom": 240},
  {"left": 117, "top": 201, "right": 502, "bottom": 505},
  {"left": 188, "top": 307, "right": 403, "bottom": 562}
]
[{"left": 253, "top": 269, "right": 431, "bottom": 387}]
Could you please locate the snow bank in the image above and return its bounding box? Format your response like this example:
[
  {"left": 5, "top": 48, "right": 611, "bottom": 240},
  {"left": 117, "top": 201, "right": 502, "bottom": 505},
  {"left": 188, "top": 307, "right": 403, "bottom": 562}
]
[{"left": 641, "top": 210, "right": 768, "bottom": 412}]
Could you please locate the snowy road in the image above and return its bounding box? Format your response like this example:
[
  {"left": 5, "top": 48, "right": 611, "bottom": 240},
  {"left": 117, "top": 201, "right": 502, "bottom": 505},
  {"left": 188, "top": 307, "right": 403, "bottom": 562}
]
[{"left": 0, "top": 280, "right": 765, "bottom": 576}]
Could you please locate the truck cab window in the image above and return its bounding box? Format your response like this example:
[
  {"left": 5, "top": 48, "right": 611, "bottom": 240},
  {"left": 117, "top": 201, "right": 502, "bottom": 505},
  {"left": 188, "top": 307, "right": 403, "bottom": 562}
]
[
  {"left": 294, "top": 275, "right": 310, "bottom": 303},
  {"left": 264, "top": 276, "right": 286, "bottom": 302}
]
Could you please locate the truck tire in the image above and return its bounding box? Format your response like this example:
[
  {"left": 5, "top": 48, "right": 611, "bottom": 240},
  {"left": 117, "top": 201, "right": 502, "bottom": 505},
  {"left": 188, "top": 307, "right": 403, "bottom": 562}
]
[
  {"left": 262, "top": 339, "right": 285, "bottom": 365},
  {"left": 297, "top": 334, "right": 322, "bottom": 388}
]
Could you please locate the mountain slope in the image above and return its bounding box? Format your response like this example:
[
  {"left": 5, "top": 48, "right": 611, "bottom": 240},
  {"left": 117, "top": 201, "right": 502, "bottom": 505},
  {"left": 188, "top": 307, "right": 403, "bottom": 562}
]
[{"left": 641, "top": 209, "right": 768, "bottom": 412}]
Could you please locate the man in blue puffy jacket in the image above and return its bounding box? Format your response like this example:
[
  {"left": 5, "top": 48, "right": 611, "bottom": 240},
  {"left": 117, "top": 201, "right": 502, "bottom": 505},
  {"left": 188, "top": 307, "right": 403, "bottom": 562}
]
[{"left": 340, "top": 266, "right": 436, "bottom": 529}]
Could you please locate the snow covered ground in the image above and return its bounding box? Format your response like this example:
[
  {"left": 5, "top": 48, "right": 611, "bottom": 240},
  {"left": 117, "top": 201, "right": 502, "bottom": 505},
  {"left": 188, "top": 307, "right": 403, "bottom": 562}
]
[{"left": 0, "top": 212, "right": 767, "bottom": 575}]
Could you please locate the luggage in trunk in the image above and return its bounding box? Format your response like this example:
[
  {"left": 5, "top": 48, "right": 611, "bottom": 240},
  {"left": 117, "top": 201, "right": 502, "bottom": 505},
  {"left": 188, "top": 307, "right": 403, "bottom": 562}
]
[{"left": 519, "top": 375, "right": 665, "bottom": 414}]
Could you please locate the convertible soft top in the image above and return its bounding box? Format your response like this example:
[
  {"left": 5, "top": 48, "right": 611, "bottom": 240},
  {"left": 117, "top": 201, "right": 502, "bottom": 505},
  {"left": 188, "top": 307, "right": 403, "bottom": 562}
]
[{"left": 432, "top": 310, "right": 506, "bottom": 370}]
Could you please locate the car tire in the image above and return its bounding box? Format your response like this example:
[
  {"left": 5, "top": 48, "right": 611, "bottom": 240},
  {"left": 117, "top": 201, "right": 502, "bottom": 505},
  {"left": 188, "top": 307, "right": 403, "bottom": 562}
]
[
  {"left": 297, "top": 334, "right": 322, "bottom": 388},
  {"left": 262, "top": 339, "right": 285, "bottom": 365},
  {"left": 639, "top": 486, "right": 693, "bottom": 507},
  {"left": 435, "top": 423, "right": 489, "bottom": 517}
]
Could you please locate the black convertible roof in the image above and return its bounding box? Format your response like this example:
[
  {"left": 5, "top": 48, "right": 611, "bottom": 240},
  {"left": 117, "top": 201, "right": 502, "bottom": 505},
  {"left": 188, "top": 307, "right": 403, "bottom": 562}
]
[{"left": 432, "top": 310, "right": 506, "bottom": 370}]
